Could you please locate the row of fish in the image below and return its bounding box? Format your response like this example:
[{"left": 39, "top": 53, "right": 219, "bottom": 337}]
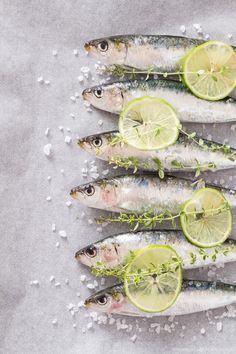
[{"left": 75, "top": 34, "right": 236, "bottom": 317}]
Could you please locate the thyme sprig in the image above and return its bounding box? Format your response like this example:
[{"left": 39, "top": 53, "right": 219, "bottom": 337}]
[
  {"left": 91, "top": 253, "right": 183, "bottom": 285},
  {"left": 96, "top": 202, "right": 230, "bottom": 230}
]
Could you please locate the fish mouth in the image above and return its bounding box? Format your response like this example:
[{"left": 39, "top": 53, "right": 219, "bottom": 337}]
[
  {"left": 84, "top": 298, "right": 93, "bottom": 307},
  {"left": 77, "top": 137, "right": 87, "bottom": 149},
  {"left": 75, "top": 249, "right": 83, "bottom": 260},
  {"left": 82, "top": 88, "right": 92, "bottom": 99},
  {"left": 70, "top": 187, "right": 81, "bottom": 199},
  {"left": 84, "top": 42, "right": 91, "bottom": 52}
]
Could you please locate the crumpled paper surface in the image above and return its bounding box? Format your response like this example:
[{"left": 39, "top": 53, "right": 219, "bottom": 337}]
[{"left": 0, "top": 0, "right": 236, "bottom": 353}]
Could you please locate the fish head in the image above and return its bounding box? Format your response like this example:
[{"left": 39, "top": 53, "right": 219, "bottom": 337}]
[
  {"left": 75, "top": 239, "right": 120, "bottom": 267},
  {"left": 70, "top": 178, "right": 119, "bottom": 209},
  {"left": 84, "top": 37, "right": 127, "bottom": 64},
  {"left": 82, "top": 83, "right": 124, "bottom": 113},
  {"left": 84, "top": 285, "right": 125, "bottom": 313},
  {"left": 77, "top": 132, "right": 117, "bottom": 159}
]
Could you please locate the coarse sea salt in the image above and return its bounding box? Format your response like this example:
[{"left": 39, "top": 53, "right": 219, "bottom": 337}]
[
  {"left": 59, "top": 230, "right": 67, "bottom": 238},
  {"left": 65, "top": 136, "right": 72, "bottom": 144},
  {"left": 43, "top": 144, "right": 53, "bottom": 157}
]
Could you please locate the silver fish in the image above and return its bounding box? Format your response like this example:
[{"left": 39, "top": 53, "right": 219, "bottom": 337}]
[
  {"left": 70, "top": 174, "right": 236, "bottom": 214},
  {"left": 78, "top": 131, "right": 236, "bottom": 173},
  {"left": 76, "top": 230, "right": 236, "bottom": 269},
  {"left": 84, "top": 35, "right": 205, "bottom": 72},
  {"left": 84, "top": 280, "right": 236, "bottom": 317},
  {"left": 82, "top": 79, "right": 236, "bottom": 123}
]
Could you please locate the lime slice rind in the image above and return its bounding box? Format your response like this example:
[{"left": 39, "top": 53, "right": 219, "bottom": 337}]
[
  {"left": 180, "top": 187, "right": 232, "bottom": 248},
  {"left": 124, "top": 245, "right": 182, "bottom": 313}
]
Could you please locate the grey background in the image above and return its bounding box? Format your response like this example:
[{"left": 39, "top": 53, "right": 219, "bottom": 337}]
[{"left": 1, "top": 0, "right": 236, "bottom": 353}]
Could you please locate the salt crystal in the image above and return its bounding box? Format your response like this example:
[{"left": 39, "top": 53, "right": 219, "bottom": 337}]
[
  {"left": 49, "top": 276, "right": 55, "bottom": 282},
  {"left": 60, "top": 169, "right": 65, "bottom": 174},
  {"left": 59, "top": 230, "right": 67, "bottom": 238},
  {"left": 80, "top": 275, "right": 87, "bottom": 282},
  {"left": 52, "top": 50, "right": 58, "bottom": 56},
  {"left": 216, "top": 322, "right": 223, "bottom": 332},
  {"left": 46, "top": 196, "right": 52, "bottom": 202},
  {"left": 87, "top": 322, "right": 93, "bottom": 330},
  {"left": 65, "top": 278, "right": 69, "bottom": 285},
  {"left": 47, "top": 176, "right": 51, "bottom": 182},
  {"left": 66, "top": 201, "right": 72, "bottom": 207},
  {"left": 58, "top": 126, "right": 64, "bottom": 131},
  {"left": 52, "top": 319, "right": 58, "bottom": 325},
  {"left": 81, "top": 66, "right": 90, "bottom": 73},
  {"left": 200, "top": 328, "right": 206, "bottom": 335},
  {"left": 73, "top": 49, "right": 78, "bottom": 56},
  {"left": 78, "top": 75, "right": 84, "bottom": 82},
  {"left": 45, "top": 128, "right": 50, "bottom": 136},
  {"left": 76, "top": 292, "right": 81, "bottom": 297},
  {"left": 70, "top": 113, "right": 75, "bottom": 119},
  {"left": 91, "top": 173, "right": 99, "bottom": 179},
  {"left": 65, "top": 136, "right": 72, "bottom": 144},
  {"left": 87, "top": 283, "right": 95, "bottom": 290},
  {"left": 180, "top": 25, "right": 186, "bottom": 34},
  {"left": 87, "top": 108, "right": 93, "bottom": 113},
  {"left": 130, "top": 334, "right": 137, "bottom": 343},
  {"left": 43, "top": 144, "right": 53, "bottom": 157},
  {"left": 66, "top": 127, "right": 71, "bottom": 132},
  {"left": 56, "top": 242, "right": 60, "bottom": 248},
  {"left": 228, "top": 33, "right": 233, "bottom": 39},
  {"left": 52, "top": 223, "right": 56, "bottom": 232},
  {"left": 98, "top": 119, "right": 103, "bottom": 126},
  {"left": 55, "top": 282, "right": 61, "bottom": 287},
  {"left": 37, "top": 76, "right": 44, "bottom": 83},
  {"left": 78, "top": 301, "right": 84, "bottom": 308},
  {"left": 67, "top": 303, "right": 74, "bottom": 310},
  {"left": 88, "top": 219, "right": 93, "bottom": 225},
  {"left": 45, "top": 80, "right": 50, "bottom": 85},
  {"left": 70, "top": 96, "right": 76, "bottom": 102},
  {"left": 32, "top": 280, "right": 40, "bottom": 286}
]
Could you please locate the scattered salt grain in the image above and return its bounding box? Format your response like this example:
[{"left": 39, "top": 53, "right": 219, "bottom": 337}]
[
  {"left": 88, "top": 219, "right": 93, "bottom": 225},
  {"left": 205, "top": 34, "right": 210, "bottom": 40},
  {"left": 78, "top": 75, "right": 84, "bottom": 82},
  {"left": 60, "top": 169, "right": 65, "bottom": 174},
  {"left": 46, "top": 196, "right": 52, "bottom": 202},
  {"left": 49, "top": 275, "right": 55, "bottom": 283},
  {"left": 70, "top": 96, "right": 76, "bottom": 102},
  {"left": 180, "top": 25, "right": 186, "bottom": 34},
  {"left": 37, "top": 76, "right": 44, "bottom": 83},
  {"left": 81, "top": 66, "right": 90, "bottom": 74},
  {"left": 130, "top": 334, "right": 137, "bottom": 343},
  {"left": 65, "top": 136, "right": 72, "bottom": 144},
  {"left": 73, "top": 323, "right": 77, "bottom": 328},
  {"left": 52, "top": 50, "right": 58, "bottom": 57},
  {"left": 98, "top": 119, "right": 103, "bottom": 126},
  {"left": 228, "top": 33, "right": 233, "bottom": 39},
  {"left": 65, "top": 278, "right": 69, "bottom": 285},
  {"left": 43, "top": 144, "right": 53, "bottom": 157},
  {"left": 66, "top": 201, "right": 72, "bottom": 207},
  {"left": 216, "top": 322, "right": 223, "bottom": 332},
  {"left": 59, "top": 230, "right": 67, "bottom": 239},
  {"left": 56, "top": 242, "right": 60, "bottom": 248},
  {"left": 87, "top": 283, "right": 95, "bottom": 290},
  {"left": 76, "top": 292, "right": 81, "bottom": 297},
  {"left": 87, "top": 322, "right": 93, "bottom": 330},
  {"left": 87, "top": 108, "right": 93, "bottom": 113},
  {"left": 67, "top": 303, "right": 74, "bottom": 311},
  {"left": 47, "top": 176, "right": 51, "bottom": 182},
  {"left": 52, "top": 319, "right": 58, "bottom": 325},
  {"left": 82, "top": 328, "right": 86, "bottom": 333},
  {"left": 70, "top": 113, "right": 75, "bottom": 119},
  {"left": 80, "top": 274, "right": 87, "bottom": 282},
  {"left": 55, "top": 282, "right": 61, "bottom": 287},
  {"left": 51, "top": 223, "right": 56, "bottom": 232},
  {"left": 45, "top": 127, "right": 50, "bottom": 136},
  {"left": 31, "top": 280, "right": 40, "bottom": 286},
  {"left": 45, "top": 80, "right": 50, "bottom": 85},
  {"left": 73, "top": 49, "right": 79, "bottom": 56},
  {"left": 78, "top": 301, "right": 84, "bottom": 308},
  {"left": 200, "top": 328, "right": 206, "bottom": 335},
  {"left": 58, "top": 125, "right": 64, "bottom": 131}
]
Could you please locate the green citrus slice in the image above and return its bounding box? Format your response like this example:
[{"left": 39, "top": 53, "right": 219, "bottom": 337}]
[
  {"left": 119, "top": 96, "right": 180, "bottom": 151},
  {"left": 180, "top": 188, "right": 232, "bottom": 248},
  {"left": 124, "top": 245, "right": 182, "bottom": 313},
  {"left": 182, "top": 40, "right": 236, "bottom": 101}
]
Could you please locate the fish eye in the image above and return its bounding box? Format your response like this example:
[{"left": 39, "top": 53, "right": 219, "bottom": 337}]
[
  {"left": 92, "top": 137, "right": 102, "bottom": 147},
  {"left": 94, "top": 88, "right": 103, "bottom": 98},
  {"left": 98, "top": 40, "right": 108, "bottom": 52},
  {"left": 85, "top": 246, "right": 97, "bottom": 258},
  {"left": 96, "top": 294, "right": 108, "bottom": 305},
  {"left": 84, "top": 185, "right": 95, "bottom": 196}
]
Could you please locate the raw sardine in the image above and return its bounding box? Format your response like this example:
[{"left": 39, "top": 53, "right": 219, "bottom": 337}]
[
  {"left": 76, "top": 230, "right": 236, "bottom": 269},
  {"left": 82, "top": 80, "right": 236, "bottom": 123},
  {"left": 70, "top": 174, "right": 236, "bottom": 214},
  {"left": 84, "top": 280, "right": 236, "bottom": 316},
  {"left": 78, "top": 131, "right": 236, "bottom": 173}
]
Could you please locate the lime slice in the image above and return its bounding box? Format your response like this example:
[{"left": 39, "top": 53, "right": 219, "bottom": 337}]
[
  {"left": 124, "top": 245, "right": 182, "bottom": 313},
  {"left": 119, "top": 97, "right": 180, "bottom": 151},
  {"left": 180, "top": 188, "right": 232, "bottom": 248},
  {"left": 182, "top": 41, "right": 236, "bottom": 100}
]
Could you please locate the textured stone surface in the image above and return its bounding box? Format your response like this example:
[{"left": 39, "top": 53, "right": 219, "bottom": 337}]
[{"left": 0, "top": 0, "right": 236, "bottom": 353}]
